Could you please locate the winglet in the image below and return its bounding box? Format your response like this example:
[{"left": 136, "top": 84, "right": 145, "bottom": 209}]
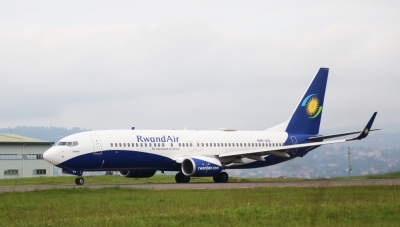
[{"left": 347, "top": 112, "right": 378, "bottom": 141}]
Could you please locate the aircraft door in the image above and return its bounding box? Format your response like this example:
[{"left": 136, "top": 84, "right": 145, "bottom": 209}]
[
  {"left": 188, "top": 141, "right": 194, "bottom": 152},
  {"left": 291, "top": 136, "right": 298, "bottom": 154},
  {"left": 91, "top": 135, "right": 103, "bottom": 155},
  {"left": 195, "top": 141, "right": 201, "bottom": 152}
]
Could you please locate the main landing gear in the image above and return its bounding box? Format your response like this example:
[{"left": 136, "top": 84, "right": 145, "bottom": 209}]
[
  {"left": 213, "top": 172, "right": 229, "bottom": 183},
  {"left": 175, "top": 172, "right": 190, "bottom": 183},
  {"left": 75, "top": 177, "right": 84, "bottom": 185},
  {"left": 174, "top": 172, "right": 229, "bottom": 183}
]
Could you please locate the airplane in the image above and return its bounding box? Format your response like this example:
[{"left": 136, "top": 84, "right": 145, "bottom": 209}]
[{"left": 43, "top": 68, "right": 379, "bottom": 185}]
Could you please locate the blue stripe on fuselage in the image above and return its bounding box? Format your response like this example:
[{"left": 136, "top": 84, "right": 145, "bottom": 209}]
[
  {"left": 227, "top": 146, "right": 319, "bottom": 169},
  {"left": 56, "top": 150, "right": 177, "bottom": 171}
]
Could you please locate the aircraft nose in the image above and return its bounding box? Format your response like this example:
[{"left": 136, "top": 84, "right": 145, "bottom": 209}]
[{"left": 43, "top": 147, "right": 60, "bottom": 165}]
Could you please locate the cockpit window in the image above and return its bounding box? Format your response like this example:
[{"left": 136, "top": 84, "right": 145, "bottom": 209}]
[
  {"left": 72, "top": 141, "right": 79, "bottom": 146},
  {"left": 57, "top": 142, "right": 67, "bottom": 146}
]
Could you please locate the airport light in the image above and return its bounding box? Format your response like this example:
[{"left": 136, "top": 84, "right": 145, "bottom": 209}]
[{"left": 347, "top": 146, "right": 353, "bottom": 176}]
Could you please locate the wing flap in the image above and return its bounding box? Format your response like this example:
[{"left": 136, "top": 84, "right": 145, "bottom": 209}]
[{"left": 309, "top": 129, "right": 380, "bottom": 141}]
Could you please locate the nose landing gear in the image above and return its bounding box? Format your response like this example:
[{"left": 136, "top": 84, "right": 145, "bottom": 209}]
[{"left": 75, "top": 177, "right": 84, "bottom": 185}]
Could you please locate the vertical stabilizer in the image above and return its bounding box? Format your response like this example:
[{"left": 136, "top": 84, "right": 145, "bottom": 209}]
[{"left": 285, "top": 68, "right": 329, "bottom": 135}]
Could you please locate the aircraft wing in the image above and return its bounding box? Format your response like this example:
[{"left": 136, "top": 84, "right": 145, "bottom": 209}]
[
  {"left": 219, "top": 112, "right": 378, "bottom": 160},
  {"left": 309, "top": 129, "right": 380, "bottom": 141}
]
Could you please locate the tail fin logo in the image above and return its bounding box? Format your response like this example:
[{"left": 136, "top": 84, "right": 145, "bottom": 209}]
[{"left": 301, "top": 94, "right": 323, "bottom": 118}]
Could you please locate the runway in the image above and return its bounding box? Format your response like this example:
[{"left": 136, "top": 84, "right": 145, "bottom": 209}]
[{"left": 1, "top": 179, "right": 399, "bottom": 192}]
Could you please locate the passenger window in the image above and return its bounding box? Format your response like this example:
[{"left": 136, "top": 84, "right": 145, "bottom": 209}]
[
  {"left": 127, "top": 143, "right": 130, "bottom": 147},
  {"left": 225, "top": 143, "right": 227, "bottom": 147},
  {"left": 206, "top": 143, "right": 208, "bottom": 147},
  {"left": 132, "top": 143, "right": 134, "bottom": 147},
  {"left": 232, "top": 143, "right": 234, "bottom": 147},
  {"left": 217, "top": 143, "right": 219, "bottom": 147},
  {"left": 186, "top": 143, "right": 189, "bottom": 147},
  {"left": 145, "top": 143, "right": 147, "bottom": 147},
  {"left": 111, "top": 143, "right": 113, "bottom": 147},
  {"left": 202, "top": 143, "right": 204, "bottom": 147},
  {"left": 119, "top": 143, "right": 122, "bottom": 147},
  {"left": 140, "top": 143, "right": 143, "bottom": 147},
  {"left": 171, "top": 143, "right": 173, "bottom": 147},
  {"left": 255, "top": 143, "right": 257, "bottom": 147},
  {"left": 158, "top": 143, "right": 160, "bottom": 147},
  {"left": 244, "top": 143, "right": 246, "bottom": 147},
  {"left": 149, "top": 143, "right": 151, "bottom": 147},
  {"left": 123, "top": 143, "right": 126, "bottom": 147},
  {"left": 136, "top": 143, "right": 139, "bottom": 147},
  {"left": 115, "top": 143, "right": 117, "bottom": 147},
  {"left": 162, "top": 143, "right": 165, "bottom": 147}
]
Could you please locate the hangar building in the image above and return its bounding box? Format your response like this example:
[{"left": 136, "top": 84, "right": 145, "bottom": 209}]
[{"left": 0, "top": 134, "right": 54, "bottom": 179}]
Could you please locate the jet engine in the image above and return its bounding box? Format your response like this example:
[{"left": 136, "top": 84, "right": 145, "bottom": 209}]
[{"left": 181, "top": 156, "right": 223, "bottom": 176}]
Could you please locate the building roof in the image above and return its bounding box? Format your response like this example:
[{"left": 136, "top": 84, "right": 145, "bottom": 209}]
[{"left": 0, "top": 134, "right": 54, "bottom": 145}]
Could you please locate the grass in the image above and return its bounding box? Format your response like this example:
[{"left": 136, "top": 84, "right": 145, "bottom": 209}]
[
  {"left": 0, "top": 186, "right": 399, "bottom": 226},
  {"left": 332, "top": 171, "right": 400, "bottom": 180}
]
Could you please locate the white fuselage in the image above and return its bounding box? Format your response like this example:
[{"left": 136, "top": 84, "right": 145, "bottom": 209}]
[{"left": 44, "top": 129, "right": 291, "bottom": 171}]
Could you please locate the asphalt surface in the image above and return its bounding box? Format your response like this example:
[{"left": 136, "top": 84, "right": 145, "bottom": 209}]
[{"left": 1, "top": 179, "right": 399, "bottom": 192}]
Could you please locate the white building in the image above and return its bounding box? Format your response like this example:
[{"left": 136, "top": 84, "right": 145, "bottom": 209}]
[{"left": 0, "top": 134, "right": 54, "bottom": 179}]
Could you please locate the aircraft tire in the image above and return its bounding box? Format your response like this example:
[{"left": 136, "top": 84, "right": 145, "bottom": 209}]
[
  {"left": 219, "top": 172, "right": 229, "bottom": 183},
  {"left": 213, "top": 175, "right": 221, "bottom": 183},
  {"left": 182, "top": 175, "right": 190, "bottom": 183},
  {"left": 175, "top": 172, "right": 190, "bottom": 183},
  {"left": 76, "top": 177, "right": 84, "bottom": 185},
  {"left": 214, "top": 172, "right": 228, "bottom": 183},
  {"left": 175, "top": 173, "right": 181, "bottom": 183}
]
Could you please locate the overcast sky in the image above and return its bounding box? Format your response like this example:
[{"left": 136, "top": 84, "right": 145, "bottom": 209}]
[{"left": 1, "top": 1, "right": 399, "bottom": 131}]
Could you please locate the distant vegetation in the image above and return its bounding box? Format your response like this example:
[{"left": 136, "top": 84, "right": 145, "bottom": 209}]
[{"left": 0, "top": 126, "right": 88, "bottom": 142}]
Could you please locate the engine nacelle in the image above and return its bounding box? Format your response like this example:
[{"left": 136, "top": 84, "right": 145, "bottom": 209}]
[
  {"left": 118, "top": 170, "right": 156, "bottom": 178},
  {"left": 181, "top": 156, "right": 223, "bottom": 176}
]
